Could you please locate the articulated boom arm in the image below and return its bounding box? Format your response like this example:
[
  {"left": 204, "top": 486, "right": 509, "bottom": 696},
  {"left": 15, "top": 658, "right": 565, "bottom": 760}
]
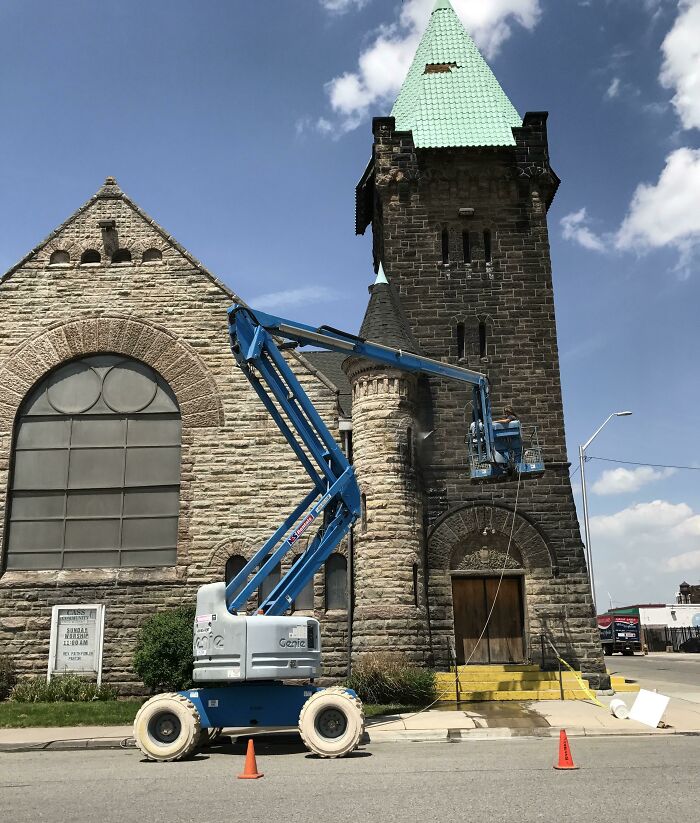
[{"left": 225, "top": 305, "right": 543, "bottom": 617}]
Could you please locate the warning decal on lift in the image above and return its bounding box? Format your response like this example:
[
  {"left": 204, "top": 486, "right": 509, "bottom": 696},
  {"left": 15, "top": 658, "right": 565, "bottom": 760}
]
[{"left": 287, "top": 513, "right": 315, "bottom": 546}]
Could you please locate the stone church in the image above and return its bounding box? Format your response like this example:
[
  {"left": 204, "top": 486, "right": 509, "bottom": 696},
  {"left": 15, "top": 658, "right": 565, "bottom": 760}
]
[{"left": 0, "top": 1, "right": 605, "bottom": 691}]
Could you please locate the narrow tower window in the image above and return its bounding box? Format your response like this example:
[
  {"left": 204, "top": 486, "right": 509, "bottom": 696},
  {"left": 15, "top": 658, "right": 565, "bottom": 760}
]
[
  {"left": 456, "top": 323, "right": 466, "bottom": 359},
  {"left": 462, "top": 231, "right": 471, "bottom": 263},
  {"left": 406, "top": 426, "right": 413, "bottom": 466},
  {"left": 413, "top": 563, "right": 419, "bottom": 608},
  {"left": 483, "top": 230, "right": 492, "bottom": 263},
  {"left": 441, "top": 228, "right": 449, "bottom": 263},
  {"left": 479, "top": 321, "right": 487, "bottom": 358},
  {"left": 361, "top": 493, "right": 367, "bottom": 533}
]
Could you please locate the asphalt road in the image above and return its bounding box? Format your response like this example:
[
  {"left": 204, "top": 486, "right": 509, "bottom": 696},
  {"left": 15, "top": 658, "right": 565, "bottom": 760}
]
[
  {"left": 607, "top": 652, "right": 700, "bottom": 700},
  {"left": 2, "top": 736, "right": 699, "bottom": 823}
]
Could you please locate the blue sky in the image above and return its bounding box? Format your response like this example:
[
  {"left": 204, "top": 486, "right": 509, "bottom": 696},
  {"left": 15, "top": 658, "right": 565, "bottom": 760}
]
[{"left": 1, "top": 1, "right": 699, "bottom": 607}]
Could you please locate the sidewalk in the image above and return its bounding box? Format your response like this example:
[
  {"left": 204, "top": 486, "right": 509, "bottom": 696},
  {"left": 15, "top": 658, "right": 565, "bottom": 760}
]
[
  {"left": 366, "top": 693, "right": 700, "bottom": 742},
  {"left": 2, "top": 693, "right": 700, "bottom": 752}
]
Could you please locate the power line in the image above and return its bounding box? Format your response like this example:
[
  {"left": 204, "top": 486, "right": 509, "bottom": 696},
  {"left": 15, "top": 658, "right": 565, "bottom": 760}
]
[{"left": 586, "top": 455, "right": 700, "bottom": 471}]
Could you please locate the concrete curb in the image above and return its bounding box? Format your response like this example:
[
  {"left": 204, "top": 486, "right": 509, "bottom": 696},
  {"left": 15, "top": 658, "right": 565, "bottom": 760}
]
[
  {"left": 0, "top": 736, "right": 133, "bottom": 753},
  {"left": 1, "top": 726, "right": 698, "bottom": 753},
  {"left": 366, "top": 726, "right": 696, "bottom": 743}
]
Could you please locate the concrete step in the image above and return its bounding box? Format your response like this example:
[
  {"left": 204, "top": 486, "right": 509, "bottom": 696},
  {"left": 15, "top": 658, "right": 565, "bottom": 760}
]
[
  {"left": 435, "top": 678, "right": 590, "bottom": 692},
  {"left": 446, "top": 664, "right": 541, "bottom": 673},
  {"left": 436, "top": 670, "right": 584, "bottom": 684},
  {"left": 435, "top": 689, "right": 592, "bottom": 701},
  {"left": 610, "top": 675, "right": 640, "bottom": 693}
]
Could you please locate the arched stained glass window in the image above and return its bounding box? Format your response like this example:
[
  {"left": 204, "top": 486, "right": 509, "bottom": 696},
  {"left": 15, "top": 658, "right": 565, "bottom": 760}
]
[
  {"left": 258, "top": 562, "right": 281, "bottom": 603},
  {"left": 225, "top": 554, "right": 247, "bottom": 586},
  {"left": 325, "top": 554, "right": 347, "bottom": 611},
  {"left": 291, "top": 554, "right": 314, "bottom": 611},
  {"left": 225, "top": 554, "right": 248, "bottom": 602},
  {"left": 6, "top": 355, "right": 181, "bottom": 570}
]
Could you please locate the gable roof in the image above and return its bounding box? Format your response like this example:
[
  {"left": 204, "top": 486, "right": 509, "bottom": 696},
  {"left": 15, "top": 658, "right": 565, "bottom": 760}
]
[
  {"left": 391, "top": 0, "right": 522, "bottom": 148},
  {"left": 1, "top": 177, "right": 238, "bottom": 300}
]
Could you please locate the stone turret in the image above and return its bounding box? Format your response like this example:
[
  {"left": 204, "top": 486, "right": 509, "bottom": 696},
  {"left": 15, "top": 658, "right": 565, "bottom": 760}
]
[{"left": 343, "top": 266, "right": 430, "bottom": 663}]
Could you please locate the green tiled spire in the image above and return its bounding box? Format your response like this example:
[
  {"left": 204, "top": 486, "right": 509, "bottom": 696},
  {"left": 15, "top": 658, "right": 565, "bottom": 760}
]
[{"left": 391, "top": 0, "right": 522, "bottom": 148}]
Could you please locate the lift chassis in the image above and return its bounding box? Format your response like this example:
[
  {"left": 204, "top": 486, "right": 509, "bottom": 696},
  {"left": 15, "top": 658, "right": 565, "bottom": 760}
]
[{"left": 133, "top": 304, "right": 543, "bottom": 761}]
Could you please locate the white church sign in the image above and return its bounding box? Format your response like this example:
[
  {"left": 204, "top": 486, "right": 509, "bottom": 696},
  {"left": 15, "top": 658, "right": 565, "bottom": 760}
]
[{"left": 47, "top": 605, "right": 105, "bottom": 684}]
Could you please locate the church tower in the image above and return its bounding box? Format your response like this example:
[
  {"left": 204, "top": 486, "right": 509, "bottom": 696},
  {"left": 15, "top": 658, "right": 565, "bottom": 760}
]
[{"left": 354, "top": 1, "right": 605, "bottom": 682}]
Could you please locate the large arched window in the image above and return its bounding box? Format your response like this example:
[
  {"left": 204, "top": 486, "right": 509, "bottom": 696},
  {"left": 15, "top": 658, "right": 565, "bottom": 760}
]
[{"left": 6, "top": 355, "right": 181, "bottom": 570}]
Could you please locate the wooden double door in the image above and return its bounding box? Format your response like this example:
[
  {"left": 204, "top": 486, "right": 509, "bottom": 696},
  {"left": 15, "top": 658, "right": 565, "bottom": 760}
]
[{"left": 452, "top": 576, "right": 526, "bottom": 664}]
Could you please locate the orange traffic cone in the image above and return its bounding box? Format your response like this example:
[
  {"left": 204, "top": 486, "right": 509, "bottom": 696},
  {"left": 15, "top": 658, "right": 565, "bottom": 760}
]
[
  {"left": 237, "top": 738, "right": 264, "bottom": 779},
  {"left": 553, "top": 729, "right": 578, "bottom": 770}
]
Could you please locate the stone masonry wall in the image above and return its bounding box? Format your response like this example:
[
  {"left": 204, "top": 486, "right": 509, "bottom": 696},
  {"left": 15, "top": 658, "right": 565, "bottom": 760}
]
[
  {"left": 369, "top": 116, "right": 605, "bottom": 681},
  {"left": 344, "top": 362, "right": 430, "bottom": 664},
  {"left": 0, "top": 181, "right": 350, "bottom": 692}
]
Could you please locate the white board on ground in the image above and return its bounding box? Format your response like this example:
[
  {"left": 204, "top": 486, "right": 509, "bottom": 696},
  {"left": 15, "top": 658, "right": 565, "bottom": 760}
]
[{"left": 628, "top": 689, "right": 670, "bottom": 728}]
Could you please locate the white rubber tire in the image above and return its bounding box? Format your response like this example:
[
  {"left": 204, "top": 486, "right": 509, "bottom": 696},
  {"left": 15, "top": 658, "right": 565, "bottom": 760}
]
[
  {"left": 298, "top": 688, "right": 365, "bottom": 758},
  {"left": 133, "top": 693, "right": 201, "bottom": 762}
]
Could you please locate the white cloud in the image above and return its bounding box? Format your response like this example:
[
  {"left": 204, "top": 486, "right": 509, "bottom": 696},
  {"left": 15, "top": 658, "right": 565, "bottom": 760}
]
[
  {"left": 589, "top": 500, "right": 700, "bottom": 603},
  {"left": 592, "top": 500, "right": 693, "bottom": 540},
  {"left": 560, "top": 208, "right": 608, "bottom": 252},
  {"left": 324, "top": 0, "right": 542, "bottom": 133},
  {"left": 606, "top": 77, "right": 621, "bottom": 99},
  {"left": 615, "top": 147, "right": 700, "bottom": 270},
  {"left": 666, "top": 548, "right": 700, "bottom": 571},
  {"left": 251, "top": 285, "right": 340, "bottom": 311},
  {"left": 592, "top": 466, "right": 676, "bottom": 496},
  {"left": 320, "top": 0, "right": 369, "bottom": 13},
  {"left": 563, "top": 148, "right": 700, "bottom": 274},
  {"left": 660, "top": 0, "right": 700, "bottom": 131}
]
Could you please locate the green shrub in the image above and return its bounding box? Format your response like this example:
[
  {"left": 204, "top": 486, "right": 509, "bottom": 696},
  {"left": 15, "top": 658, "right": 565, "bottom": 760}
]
[
  {"left": 346, "top": 652, "right": 436, "bottom": 706},
  {"left": 10, "top": 674, "right": 117, "bottom": 703},
  {"left": 132, "top": 606, "right": 195, "bottom": 692},
  {"left": 0, "top": 656, "right": 17, "bottom": 700}
]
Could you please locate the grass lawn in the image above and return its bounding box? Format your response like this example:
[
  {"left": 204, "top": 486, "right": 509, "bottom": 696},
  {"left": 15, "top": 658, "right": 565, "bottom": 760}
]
[
  {"left": 0, "top": 699, "right": 422, "bottom": 728},
  {"left": 0, "top": 700, "right": 142, "bottom": 728}
]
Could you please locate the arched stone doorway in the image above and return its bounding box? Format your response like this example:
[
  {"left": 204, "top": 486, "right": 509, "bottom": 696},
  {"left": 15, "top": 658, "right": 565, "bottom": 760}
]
[
  {"left": 428, "top": 504, "right": 553, "bottom": 667},
  {"left": 451, "top": 533, "right": 526, "bottom": 664}
]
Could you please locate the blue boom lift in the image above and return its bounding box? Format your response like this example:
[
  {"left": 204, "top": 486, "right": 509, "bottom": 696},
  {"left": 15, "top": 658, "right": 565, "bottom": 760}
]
[{"left": 133, "top": 305, "right": 544, "bottom": 761}]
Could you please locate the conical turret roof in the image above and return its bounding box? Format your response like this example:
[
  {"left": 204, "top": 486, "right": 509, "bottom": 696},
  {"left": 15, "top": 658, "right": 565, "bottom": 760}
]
[
  {"left": 359, "top": 264, "right": 419, "bottom": 352},
  {"left": 391, "top": 0, "right": 522, "bottom": 148}
]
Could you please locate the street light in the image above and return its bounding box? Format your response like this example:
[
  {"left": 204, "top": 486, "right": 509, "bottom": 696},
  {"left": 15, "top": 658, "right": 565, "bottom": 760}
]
[{"left": 579, "top": 411, "right": 633, "bottom": 612}]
